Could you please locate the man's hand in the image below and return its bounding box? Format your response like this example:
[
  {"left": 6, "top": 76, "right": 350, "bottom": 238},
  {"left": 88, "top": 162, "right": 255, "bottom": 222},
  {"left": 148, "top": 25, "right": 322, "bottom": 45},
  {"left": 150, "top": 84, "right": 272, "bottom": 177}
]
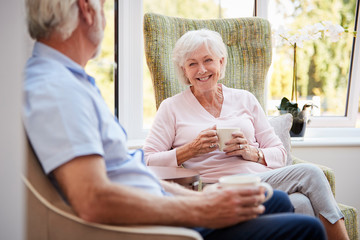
[{"left": 196, "top": 184, "right": 266, "bottom": 228}]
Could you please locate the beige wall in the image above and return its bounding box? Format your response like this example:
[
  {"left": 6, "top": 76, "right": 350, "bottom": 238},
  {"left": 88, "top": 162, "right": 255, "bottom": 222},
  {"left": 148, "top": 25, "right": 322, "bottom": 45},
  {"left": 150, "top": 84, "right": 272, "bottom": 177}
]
[
  {"left": 292, "top": 144, "right": 360, "bottom": 232},
  {"left": 292, "top": 146, "right": 360, "bottom": 209},
  {"left": 0, "top": 1, "right": 27, "bottom": 239}
]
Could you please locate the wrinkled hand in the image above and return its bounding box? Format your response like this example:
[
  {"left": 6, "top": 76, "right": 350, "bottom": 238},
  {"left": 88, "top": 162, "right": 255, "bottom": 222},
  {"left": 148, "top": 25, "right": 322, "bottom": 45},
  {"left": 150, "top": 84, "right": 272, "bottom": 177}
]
[
  {"left": 189, "top": 125, "right": 219, "bottom": 155},
  {"left": 197, "top": 184, "right": 265, "bottom": 228},
  {"left": 223, "top": 131, "right": 257, "bottom": 162}
]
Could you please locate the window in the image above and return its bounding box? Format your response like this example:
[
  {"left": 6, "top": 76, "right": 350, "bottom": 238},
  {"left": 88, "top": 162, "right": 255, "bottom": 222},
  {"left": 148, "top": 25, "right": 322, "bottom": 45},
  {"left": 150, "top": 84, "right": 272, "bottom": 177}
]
[
  {"left": 114, "top": 0, "right": 360, "bottom": 141},
  {"left": 266, "top": 0, "right": 360, "bottom": 127}
]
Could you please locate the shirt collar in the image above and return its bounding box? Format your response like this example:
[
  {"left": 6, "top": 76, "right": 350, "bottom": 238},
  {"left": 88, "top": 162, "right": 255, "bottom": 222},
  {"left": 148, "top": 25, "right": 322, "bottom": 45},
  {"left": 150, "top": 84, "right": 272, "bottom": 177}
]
[{"left": 33, "top": 42, "right": 96, "bottom": 86}]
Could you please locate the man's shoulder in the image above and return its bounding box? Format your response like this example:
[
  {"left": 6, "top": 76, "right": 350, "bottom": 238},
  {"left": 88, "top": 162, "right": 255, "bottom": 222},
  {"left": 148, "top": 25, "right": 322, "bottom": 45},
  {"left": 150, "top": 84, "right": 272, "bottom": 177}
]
[
  {"left": 24, "top": 56, "right": 85, "bottom": 97},
  {"left": 25, "top": 55, "right": 72, "bottom": 82}
]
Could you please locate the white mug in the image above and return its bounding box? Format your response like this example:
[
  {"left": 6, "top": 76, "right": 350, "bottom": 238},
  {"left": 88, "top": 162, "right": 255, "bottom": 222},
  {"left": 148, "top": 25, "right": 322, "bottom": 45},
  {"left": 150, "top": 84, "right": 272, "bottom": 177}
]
[
  {"left": 216, "top": 127, "right": 240, "bottom": 151},
  {"left": 218, "top": 175, "right": 273, "bottom": 203}
]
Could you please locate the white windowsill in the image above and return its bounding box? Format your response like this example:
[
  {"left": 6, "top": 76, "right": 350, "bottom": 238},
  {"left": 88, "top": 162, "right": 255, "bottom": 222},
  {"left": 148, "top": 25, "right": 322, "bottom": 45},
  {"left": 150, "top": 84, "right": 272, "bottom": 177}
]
[{"left": 291, "top": 128, "right": 360, "bottom": 147}]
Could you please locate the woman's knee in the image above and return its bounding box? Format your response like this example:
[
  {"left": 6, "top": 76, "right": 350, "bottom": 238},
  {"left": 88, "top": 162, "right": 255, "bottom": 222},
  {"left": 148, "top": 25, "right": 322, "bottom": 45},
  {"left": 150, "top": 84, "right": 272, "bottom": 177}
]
[
  {"left": 298, "top": 163, "right": 324, "bottom": 176},
  {"left": 295, "top": 163, "right": 327, "bottom": 183}
]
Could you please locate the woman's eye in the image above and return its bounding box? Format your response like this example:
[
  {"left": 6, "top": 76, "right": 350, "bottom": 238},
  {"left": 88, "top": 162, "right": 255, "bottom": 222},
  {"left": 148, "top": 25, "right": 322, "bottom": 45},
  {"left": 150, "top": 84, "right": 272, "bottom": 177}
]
[
  {"left": 189, "top": 63, "right": 196, "bottom": 67},
  {"left": 205, "top": 58, "right": 213, "bottom": 62}
]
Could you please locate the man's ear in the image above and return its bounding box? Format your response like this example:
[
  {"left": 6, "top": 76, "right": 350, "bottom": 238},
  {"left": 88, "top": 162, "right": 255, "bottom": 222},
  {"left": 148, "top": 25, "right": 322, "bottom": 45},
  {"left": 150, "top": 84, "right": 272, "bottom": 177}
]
[{"left": 78, "top": 0, "right": 95, "bottom": 26}]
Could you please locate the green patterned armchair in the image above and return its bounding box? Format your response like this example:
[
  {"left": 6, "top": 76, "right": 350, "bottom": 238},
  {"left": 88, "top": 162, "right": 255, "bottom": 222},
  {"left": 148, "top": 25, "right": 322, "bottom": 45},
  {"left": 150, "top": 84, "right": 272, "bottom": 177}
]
[{"left": 143, "top": 13, "right": 358, "bottom": 239}]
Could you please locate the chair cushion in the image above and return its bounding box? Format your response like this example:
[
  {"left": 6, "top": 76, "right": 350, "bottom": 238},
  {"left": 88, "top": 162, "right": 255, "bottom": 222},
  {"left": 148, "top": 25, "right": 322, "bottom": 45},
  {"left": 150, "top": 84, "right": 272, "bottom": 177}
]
[{"left": 268, "top": 113, "right": 293, "bottom": 165}]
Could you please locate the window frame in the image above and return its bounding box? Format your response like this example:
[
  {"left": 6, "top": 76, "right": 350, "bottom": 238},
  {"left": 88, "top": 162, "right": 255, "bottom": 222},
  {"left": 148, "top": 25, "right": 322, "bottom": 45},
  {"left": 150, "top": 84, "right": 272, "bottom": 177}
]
[
  {"left": 264, "top": 0, "right": 360, "bottom": 128},
  {"left": 116, "top": 0, "right": 360, "bottom": 141},
  {"left": 117, "top": 0, "right": 147, "bottom": 141}
]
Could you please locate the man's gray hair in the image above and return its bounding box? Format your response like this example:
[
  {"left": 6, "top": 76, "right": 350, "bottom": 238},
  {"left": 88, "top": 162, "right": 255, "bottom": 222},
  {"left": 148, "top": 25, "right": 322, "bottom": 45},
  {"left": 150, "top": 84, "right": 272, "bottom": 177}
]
[
  {"left": 25, "top": 0, "right": 101, "bottom": 41},
  {"left": 172, "top": 29, "right": 228, "bottom": 85}
]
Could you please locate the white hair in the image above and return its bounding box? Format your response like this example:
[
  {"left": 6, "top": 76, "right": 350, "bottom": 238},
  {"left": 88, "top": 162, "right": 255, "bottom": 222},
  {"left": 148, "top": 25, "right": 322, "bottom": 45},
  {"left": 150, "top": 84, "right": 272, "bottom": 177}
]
[
  {"left": 26, "top": 0, "right": 101, "bottom": 41},
  {"left": 172, "top": 29, "right": 228, "bottom": 85}
]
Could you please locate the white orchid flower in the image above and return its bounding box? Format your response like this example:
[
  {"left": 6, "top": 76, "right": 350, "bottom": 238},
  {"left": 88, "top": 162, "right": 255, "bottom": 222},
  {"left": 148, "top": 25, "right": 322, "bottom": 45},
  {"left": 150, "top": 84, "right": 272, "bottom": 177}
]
[
  {"left": 273, "top": 26, "right": 293, "bottom": 46},
  {"left": 273, "top": 20, "right": 348, "bottom": 49},
  {"left": 273, "top": 21, "right": 346, "bottom": 48},
  {"left": 301, "top": 24, "right": 323, "bottom": 40},
  {"left": 323, "top": 23, "right": 345, "bottom": 42}
]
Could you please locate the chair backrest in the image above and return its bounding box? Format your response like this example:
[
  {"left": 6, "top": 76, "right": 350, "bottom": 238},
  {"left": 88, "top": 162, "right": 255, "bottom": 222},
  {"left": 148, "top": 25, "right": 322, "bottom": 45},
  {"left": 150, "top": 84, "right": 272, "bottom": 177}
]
[
  {"left": 143, "top": 13, "right": 272, "bottom": 110},
  {"left": 24, "top": 140, "right": 77, "bottom": 239},
  {"left": 24, "top": 140, "right": 75, "bottom": 213}
]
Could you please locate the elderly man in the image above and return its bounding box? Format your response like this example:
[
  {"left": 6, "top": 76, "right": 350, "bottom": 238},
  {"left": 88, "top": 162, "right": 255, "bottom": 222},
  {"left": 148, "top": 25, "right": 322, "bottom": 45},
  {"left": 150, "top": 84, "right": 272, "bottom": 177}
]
[{"left": 23, "top": 0, "right": 326, "bottom": 239}]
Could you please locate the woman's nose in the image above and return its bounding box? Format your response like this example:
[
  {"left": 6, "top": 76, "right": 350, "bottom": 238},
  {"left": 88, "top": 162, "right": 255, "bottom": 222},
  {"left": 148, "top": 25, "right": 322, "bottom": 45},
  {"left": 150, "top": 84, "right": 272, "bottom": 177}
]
[{"left": 198, "top": 64, "right": 207, "bottom": 74}]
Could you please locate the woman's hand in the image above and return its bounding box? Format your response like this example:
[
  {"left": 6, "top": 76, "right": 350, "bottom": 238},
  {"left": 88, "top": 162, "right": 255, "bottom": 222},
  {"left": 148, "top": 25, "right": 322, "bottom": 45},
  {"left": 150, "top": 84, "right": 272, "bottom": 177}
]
[
  {"left": 189, "top": 125, "right": 219, "bottom": 155},
  {"left": 176, "top": 125, "right": 218, "bottom": 165},
  {"left": 223, "top": 131, "right": 259, "bottom": 162}
]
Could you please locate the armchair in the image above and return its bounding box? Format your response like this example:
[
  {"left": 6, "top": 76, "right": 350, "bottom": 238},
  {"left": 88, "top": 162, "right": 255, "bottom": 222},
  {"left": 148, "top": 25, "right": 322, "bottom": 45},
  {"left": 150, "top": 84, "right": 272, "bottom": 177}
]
[
  {"left": 23, "top": 140, "right": 202, "bottom": 240},
  {"left": 143, "top": 13, "right": 358, "bottom": 240}
]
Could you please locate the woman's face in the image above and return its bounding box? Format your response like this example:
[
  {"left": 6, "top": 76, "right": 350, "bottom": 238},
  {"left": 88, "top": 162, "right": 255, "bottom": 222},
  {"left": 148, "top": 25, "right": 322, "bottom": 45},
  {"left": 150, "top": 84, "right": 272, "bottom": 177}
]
[{"left": 182, "top": 44, "right": 224, "bottom": 92}]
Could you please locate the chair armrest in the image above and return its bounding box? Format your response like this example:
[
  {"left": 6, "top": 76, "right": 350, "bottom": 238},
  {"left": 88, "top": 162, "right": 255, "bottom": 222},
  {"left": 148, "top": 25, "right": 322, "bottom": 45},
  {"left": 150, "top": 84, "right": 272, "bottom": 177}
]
[
  {"left": 291, "top": 155, "right": 336, "bottom": 197},
  {"left": 24, "top": 174, "right": 203, "bottom": 240},
  {"left": 85, "top": 224, "right": 203, "bottom": 240}
]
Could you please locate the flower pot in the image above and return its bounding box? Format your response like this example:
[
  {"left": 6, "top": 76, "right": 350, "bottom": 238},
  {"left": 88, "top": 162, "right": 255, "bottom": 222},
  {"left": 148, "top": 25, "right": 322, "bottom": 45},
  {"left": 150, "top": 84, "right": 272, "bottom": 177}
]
[
  {"left": 278, "top": 98, "right": 310, "bottom": 138},
  {"left": 290, "top": 117, "right": 306, "bottom": 137}
]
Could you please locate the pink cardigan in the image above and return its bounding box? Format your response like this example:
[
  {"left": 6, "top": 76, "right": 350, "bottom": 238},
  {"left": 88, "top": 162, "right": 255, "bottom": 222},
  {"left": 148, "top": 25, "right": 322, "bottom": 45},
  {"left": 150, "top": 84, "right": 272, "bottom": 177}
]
[{"left": 143, "top": 85, "right": 286, "bottom": 183}]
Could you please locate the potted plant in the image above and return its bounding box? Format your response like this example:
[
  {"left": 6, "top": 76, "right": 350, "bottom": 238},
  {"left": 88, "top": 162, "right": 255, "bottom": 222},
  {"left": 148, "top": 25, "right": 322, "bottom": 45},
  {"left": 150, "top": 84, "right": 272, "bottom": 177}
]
[
  {"left": 277, "top": 97, "right": 314, "bottom": 137},
  {"left": 273, "top": 21, "right": 354, "bottom": 137}
]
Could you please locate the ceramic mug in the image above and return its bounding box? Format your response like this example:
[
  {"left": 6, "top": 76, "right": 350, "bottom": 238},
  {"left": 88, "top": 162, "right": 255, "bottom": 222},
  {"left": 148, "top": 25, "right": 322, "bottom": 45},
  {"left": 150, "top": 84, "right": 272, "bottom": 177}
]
[
  {"left": 216, "top": 127, "right": 240, "bottom": 151},
  {"left": 219, "top": 175, "right": 273, "bottom": 203}
]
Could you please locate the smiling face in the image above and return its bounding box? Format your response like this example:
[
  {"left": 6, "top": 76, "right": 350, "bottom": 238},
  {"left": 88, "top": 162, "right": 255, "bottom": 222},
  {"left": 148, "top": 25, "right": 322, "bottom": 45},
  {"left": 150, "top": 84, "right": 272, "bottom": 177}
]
[{"left": 182, "top": 44, "right": 224, "bottom": 93}]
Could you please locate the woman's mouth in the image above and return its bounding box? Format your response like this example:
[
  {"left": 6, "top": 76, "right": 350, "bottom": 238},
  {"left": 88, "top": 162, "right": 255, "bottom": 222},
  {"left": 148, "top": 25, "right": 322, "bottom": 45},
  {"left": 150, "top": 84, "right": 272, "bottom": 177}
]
[{"left": 197, "top": 75, "right": 212, "bottom": 81}]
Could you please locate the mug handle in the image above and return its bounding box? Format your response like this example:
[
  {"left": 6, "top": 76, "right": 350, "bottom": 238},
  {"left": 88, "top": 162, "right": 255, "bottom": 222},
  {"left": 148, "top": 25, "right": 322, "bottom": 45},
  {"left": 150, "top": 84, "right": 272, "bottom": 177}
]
[{"left": 259, "top": 182, "right": 273, "bottom": 202}]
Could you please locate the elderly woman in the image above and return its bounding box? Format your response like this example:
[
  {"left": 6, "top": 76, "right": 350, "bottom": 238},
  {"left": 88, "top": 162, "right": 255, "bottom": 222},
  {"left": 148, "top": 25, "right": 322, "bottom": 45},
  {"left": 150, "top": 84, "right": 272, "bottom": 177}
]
[{"left": 143, "top": 29, "right": 348, "bottom": 240}]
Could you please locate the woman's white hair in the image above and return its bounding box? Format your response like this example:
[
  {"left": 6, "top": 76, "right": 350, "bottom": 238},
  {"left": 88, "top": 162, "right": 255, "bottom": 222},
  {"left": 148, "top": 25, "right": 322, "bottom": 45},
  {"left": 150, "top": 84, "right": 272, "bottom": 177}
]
[
  {"left": 26, "top": 0, "right": 101, "bottom": 41},
  {"left": 172, "top": 29, "right": 228, "bottom": 85}
]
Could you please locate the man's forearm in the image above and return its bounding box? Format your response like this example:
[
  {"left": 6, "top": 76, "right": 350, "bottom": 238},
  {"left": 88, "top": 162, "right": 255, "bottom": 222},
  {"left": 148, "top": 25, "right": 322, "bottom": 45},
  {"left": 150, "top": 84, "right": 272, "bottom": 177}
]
[
  {"left": 53, "top": 155, "right": 264, "bottom": 229},
  {"left": 78, "top": 182, "right": 202, "bottom": 227},
  {"left": 53, "top": 155, "right": 202, "bottom": 227},
  {"left": 160, "top": 180, "right": 201, "bottom": 196}
]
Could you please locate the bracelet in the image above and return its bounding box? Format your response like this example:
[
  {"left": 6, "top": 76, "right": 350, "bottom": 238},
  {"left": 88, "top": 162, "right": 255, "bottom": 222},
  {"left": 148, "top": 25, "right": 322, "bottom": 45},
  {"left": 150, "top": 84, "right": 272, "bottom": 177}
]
[{"left": 256, "top": 148, "right": 263, "bottom": 163}]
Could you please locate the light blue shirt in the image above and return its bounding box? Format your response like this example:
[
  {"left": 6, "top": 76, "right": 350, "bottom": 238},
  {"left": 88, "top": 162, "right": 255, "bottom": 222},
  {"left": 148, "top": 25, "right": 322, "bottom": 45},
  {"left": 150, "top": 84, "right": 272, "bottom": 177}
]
[{"left": 24, "top": 42, "right": 167, "bottom": 196}]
